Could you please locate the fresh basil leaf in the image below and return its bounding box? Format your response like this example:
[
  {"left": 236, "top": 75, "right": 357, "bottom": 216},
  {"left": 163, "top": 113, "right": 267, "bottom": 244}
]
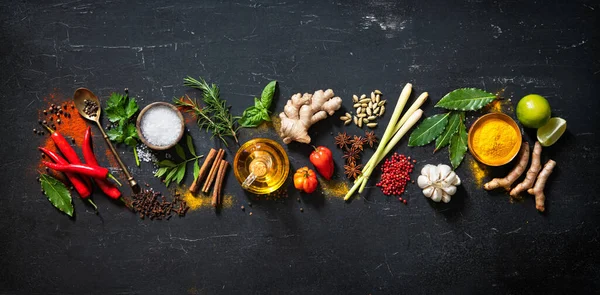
[
  {"left": 260, "top": 80, "right": 277, "bottom": 108},
  {"left": 408, "top": 113, "right": 450, "bottom": 147},
  {"left": 186, "top": 135, "right": 196, "bottom": 156},
  {"left": 193, "top": 159, "right": 200, "bottom": 180},
  {"left": 239, "top": 106, "right": 263, "bottom": 127},
  {"left": 40, "top": 174, "right": 73, "bottom": 217},
  {"left": 175, "top": 144, "right": 186, "bottom": 160},
  {"left": 261, "top": 109, "right": 270, "bottom": 121},
  {"left": 254, "top": 97, "right": 264, "bottom": 110},
  {"left": 435, "top": 88, "right": 496, "bottom": 111},
  {"left": 449, "top": 121, "right": 468, "bottom": 169},
  {"left": 124, "top": 97, "right": 139, "bottom": 119},
  {"left": 435, "top": 112, "right": 463, "bottom": 151}
]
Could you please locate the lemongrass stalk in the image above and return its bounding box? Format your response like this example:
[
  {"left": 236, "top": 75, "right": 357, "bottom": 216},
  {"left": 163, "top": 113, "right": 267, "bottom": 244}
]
[
  {"left": 393, "top": 92, "right": 428, "bottom": 134},
  {"left": 357, "top": 109, "right": 423, "bottom": 193},
  {"left": 343, "top": 84, "right": 412, "bottom": 201},
  {"left": 360, "top": 84, "right": 413, "bottom": 173},
  {"left": 363, "top": 92, "right": 427, "bottom": 173}
]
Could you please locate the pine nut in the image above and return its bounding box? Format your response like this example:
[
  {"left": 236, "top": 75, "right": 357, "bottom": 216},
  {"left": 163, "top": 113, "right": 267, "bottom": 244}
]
[
  {"left": 374, "top": 89, "right": 382, "bottom": 95},
  {"left": 367, "top": 123, "right": 378, "bottom": 128}
]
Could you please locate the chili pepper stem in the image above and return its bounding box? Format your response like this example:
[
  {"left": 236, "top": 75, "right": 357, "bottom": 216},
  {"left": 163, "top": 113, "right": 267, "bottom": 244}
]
[
  {"left": 87, "top": 199, "right": 98, "bottom": 212},
  {"left": 108, "top": 173, "right": 122, "bottom": 186},
  {"left": 42, "top": 124, "right": 55, "bottom": 133}
]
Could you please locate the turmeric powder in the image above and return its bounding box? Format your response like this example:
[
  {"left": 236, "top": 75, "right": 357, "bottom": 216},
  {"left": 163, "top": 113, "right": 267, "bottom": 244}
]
[{"left": 471, "top": 118, "right": 520, "bottom": 165}]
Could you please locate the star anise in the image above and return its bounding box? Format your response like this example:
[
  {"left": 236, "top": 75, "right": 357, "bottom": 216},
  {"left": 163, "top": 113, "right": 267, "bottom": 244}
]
[
  {"left": 344, "top": 162, "right": 363, "bottom": 179},
  {"left": 342, "top": 147, "right": 361, "bottom": 164},
  {"left": 334, "top": 132, "right": 351, "bottom": 149},
  {"left": 349, "top": 135, "right": 366, "bottom": 152},
  {"left": 364, "top": 131, "right": 378, "bottom": 148}
]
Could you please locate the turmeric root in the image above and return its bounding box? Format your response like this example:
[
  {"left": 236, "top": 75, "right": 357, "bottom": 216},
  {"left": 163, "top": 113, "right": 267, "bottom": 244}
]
[
  {"left": 483, "top": 142, "right": 529, "bottom": 191},
  {"left": 510, "top": 141, "right": 542, "bottom": 197},
  {"left": 279, "top": 89, "right": 342, "bottom": 144},
  {"left": 528, "top": 159, "right": 556, "bottom": 212}
]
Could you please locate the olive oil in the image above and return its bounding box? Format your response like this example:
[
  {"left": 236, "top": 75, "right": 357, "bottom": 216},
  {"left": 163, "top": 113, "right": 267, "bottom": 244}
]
[{"left": 233, "top": 138, "right": 289, "bottom": 194}]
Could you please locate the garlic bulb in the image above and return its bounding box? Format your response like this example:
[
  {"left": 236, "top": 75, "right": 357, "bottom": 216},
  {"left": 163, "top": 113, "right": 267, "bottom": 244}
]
[{"left": 417, "top": 164, "right": 461, "bottom": 203}]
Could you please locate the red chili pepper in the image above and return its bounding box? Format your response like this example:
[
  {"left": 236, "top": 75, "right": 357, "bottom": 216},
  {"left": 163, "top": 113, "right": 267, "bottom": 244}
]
[
  {"left": 309, "top": 146, "right": 334, "bottom": 180},
  {"left": 44, "top": 125, "right": 92, "bottom": 188},
  {"left": 293, "top": 167, "right": 318, "bottom": 193},
  {"left": 43, "top": 162, "right": 113, "bottom": 179},
  {"left": 39, "top": 147, "right": 91, "bottom": 199},
  {"left": 82, "top": 127, "right": 121, "bottom": 199}
]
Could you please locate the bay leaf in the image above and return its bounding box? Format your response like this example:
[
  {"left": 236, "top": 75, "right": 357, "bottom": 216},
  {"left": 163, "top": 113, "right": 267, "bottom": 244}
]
[
  {"left": 408, "top": 113, "right": 450, "bottom": 147},
  {"left": 449, "top": 121, "right": 468, "bottom": 169},
  {"left": 435, "top": 88, "right": 496, "bottom": 111},
  {"left": 40, "top": 174, "right": 74, "bottom": 217},
  {"left": 435, "top": 111, "right": 463, "bottom": 151}
]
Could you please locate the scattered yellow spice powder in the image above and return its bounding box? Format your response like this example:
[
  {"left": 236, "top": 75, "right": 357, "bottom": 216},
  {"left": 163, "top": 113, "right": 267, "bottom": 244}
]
[
  {"left": 320, "top": 179, "right": 349, "bottom": 198},
  {"left": 468, "top": 157, "right": 487, "bottom": 187}
]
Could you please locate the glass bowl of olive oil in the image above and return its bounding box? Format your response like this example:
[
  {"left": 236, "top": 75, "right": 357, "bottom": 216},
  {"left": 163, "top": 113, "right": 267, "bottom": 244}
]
[{"left": 233, "top": 138, "right": 289, "bottom": 195}]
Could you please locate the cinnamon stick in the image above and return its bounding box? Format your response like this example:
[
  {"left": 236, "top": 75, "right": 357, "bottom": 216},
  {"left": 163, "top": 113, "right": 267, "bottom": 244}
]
[
  {"left": 211, "top": 160, "right": 229, "bottom": 207},
  {"left": 189, "top": 148, "right": 217, "bottom": 193},
  {"left": 202, "top": 149, "right": 224, "bottom": 193}
]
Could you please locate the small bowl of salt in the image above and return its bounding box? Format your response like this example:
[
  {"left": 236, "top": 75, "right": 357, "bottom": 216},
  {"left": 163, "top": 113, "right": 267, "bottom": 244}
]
[{"left": 136, "top": 102, "right": 185, "bottom": 150}]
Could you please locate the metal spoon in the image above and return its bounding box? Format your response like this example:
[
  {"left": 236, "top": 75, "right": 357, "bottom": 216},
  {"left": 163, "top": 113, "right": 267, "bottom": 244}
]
[{"left": 73, "top": 88, "right": 140, "bottom": 194}]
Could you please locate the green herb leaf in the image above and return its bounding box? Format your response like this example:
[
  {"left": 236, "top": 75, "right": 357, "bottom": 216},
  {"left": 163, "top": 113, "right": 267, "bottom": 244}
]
[
  {"left": 40, "top": 174, "right": 73, "bottom": 217},
  {"left": 107, "top": 93, "right": 124, "bottom": 109},
  {"left": 239, "top": 81, "right": 277, "bottom": 128},
  {"left": 435, "top": 88, "right": 496, "bottom": 111},
  {"left": 408, "top": 113, "right": 450, "bottom": 147},
  {"left": 106, "top": 125, "right": 124, "bottom": 142},
  {"left": 154, "top": 167, "right": 169, "bottom": 177},
  {"left": 435, "top": 112, "right": 463, "bottom": 151},
  {"left": 164, "top": 167, "right": 178, "bottom": 187},
  {"left": 186, "top": 135, "right": 196, "bottom": 156},
  {"left": 157, "top": 160, "right": 177, "bottom": 167},
  {"left": 239, "top": 106, "right": 263, "bottom": 127},
  {"left": 175, "top": 144, "right": 186, "bottom": 160},
  {"left": 174, "top": 164, "right": 186, "bottom": 184},
  {"left": 260, "top": 80, "right": 277, "bottom": 108},
  {"left": 124, "top": 97, "right": 139, "bottom": 119},
  {"left": 193, "top": 159, "right": 200, "bottom": 180},
  {"left": 449, "top": 121, "right": 468, "bottom": 169}
]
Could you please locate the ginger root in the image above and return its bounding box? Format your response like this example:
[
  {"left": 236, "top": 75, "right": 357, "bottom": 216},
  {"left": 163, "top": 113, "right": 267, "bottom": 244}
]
[
  {"left": 528, "top": 159, "right": 556, "bottom": 212},
  {"left": 279, "top": 89, "right": 342, "bottom": 144},
  {"left": 510, "top": 141, "right": 542, "bottom": 197},
  {"left": 484, "top": 142, "right": 530, "bottom": 191}
]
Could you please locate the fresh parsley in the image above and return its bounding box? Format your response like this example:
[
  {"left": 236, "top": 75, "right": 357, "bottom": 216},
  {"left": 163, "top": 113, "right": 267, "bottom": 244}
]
[
  {"left": 105, "top": 92, "right": 141, "bottom": 165},
  {"left": 239, "top": 80, "right": 277, "bottom": 127}
]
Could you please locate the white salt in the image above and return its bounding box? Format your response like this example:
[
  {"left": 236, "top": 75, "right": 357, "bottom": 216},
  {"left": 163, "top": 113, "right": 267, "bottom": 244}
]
[{"left": 140, "top": 105, "right": 183, "bottom": 147}]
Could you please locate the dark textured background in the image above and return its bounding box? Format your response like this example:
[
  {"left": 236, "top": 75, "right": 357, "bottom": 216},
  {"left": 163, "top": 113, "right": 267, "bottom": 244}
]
[{"left": 1, "top": 0, "right": 599, "bottom": 294}]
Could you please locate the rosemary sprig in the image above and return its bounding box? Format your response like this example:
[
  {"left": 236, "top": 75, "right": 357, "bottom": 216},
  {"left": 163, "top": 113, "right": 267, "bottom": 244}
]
[{"left": 179, "top": 76, "right": 239, "bottom": 145}]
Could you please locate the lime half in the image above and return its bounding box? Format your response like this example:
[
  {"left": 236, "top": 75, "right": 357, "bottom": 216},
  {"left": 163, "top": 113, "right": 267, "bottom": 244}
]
[{"left": 537, "top": 117, "right": 567, "bottom": 147}]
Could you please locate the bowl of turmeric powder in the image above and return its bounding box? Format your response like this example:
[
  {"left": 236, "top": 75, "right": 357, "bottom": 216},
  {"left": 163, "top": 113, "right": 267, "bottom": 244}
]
[{"left": 468, "top": 113, "right": 522, "bottom": 166}]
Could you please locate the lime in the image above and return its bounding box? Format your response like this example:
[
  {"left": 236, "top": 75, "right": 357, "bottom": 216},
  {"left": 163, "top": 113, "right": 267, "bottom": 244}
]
[
  {"left": 516, "top": 94, "right": 551, "bottom": 128},
  {"left": 537, "top": 117, "right": 567, "bottom": 147}
]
